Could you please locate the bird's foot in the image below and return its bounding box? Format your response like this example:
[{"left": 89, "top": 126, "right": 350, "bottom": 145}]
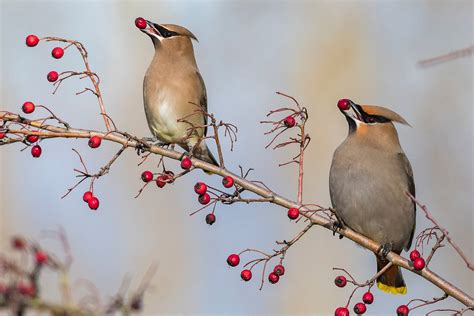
[
  {"left": 332, "top": 220, "right": 345, "bottom": 239},
  {"left": 377, "top": 242, "right": 393, "bottom": 259},
  {"left": 140, "top": 137, "right": 169, "bottom": 147}
]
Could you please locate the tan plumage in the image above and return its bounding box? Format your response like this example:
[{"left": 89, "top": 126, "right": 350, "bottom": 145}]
[
  {"left": 329, "top": 99, "right": 415, "bottom": 294},
  {"left": 140, "top": 20, "right": 218, "bottom": 166}
]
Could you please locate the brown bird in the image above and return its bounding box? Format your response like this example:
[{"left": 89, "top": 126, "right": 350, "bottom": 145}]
[
  {"left": 139, "top": 19, "right": 218, "bottom": 166},
  {"left": 329, "top": 99, "right": 416, "bottom": 294}
]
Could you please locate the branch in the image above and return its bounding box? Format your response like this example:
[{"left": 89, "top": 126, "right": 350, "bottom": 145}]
[{"left": 1, "top": 110, "right": 472, "bottom": 308}]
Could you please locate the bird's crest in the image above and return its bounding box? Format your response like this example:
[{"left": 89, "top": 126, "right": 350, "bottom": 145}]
[{"left": 361, "top": 105, "right": 411, "bottom": 126}]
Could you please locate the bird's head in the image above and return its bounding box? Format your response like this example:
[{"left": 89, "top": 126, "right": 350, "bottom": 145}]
[
  {"left": 336, "top": 99, "right": 410, "bottom": 144},
  {"left": 136, "top": 18, "right": 197, "bottom": 52}
]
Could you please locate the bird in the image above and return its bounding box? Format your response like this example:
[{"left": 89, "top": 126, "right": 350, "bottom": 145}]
[
  {"left": 139, "top": 19, "right": 218, "bottom": 167},
  {"left": 329, "top": 98, "right": 416, "bottom": 295}
]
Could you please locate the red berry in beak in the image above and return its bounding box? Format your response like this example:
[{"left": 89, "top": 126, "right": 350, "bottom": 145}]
[
  {"left": 88, "top": 136, "right": 101, "bottom": 148},
  {"left": 47, "top": 71, "right": 59, "bottom": 82},
  {"left": 205, "top": 213, "right": 216, "bottom": 225},
  {"left": 337, "top": 99, "right": 351, "bottom": 111},
  {"left": 181, "top": 157, "right": 192, "bottom": 169},
  {"left": 135, "top": 17, "right": 147, "bottom": 29},
  {"left": 26, "top": 35, "right": 39, "bottom": 47},
  {"left": 0, "top": 132, "right": 5, "bottom": 139},
  {"left": 22, "top": 101, "right": 35, "bottom": 114},
  {"left": 141, "top": 171, "right": 153, "bottom": 183},
  {"left": 194, "top": 182, "right": 207, "bottom": 195},
  {"left": 273, "top": 264, "right": 285, "bottom": 276},
  {"left": 88, "top": 196, "right": 100, "bottom": 210},
  {"left": 334, "top": 275, "right": 347, "bottom": 287},
  {"left": 287, "top": 207, "right": 299, "bottom": 220},
  {"left": 362, "top": 291, "right": 374, "bottom": 304},
  {"left": 268, "top": 272, "right": 279, "bottom": 284},
  {"left": 396, "top": 305, "right": 409, "bottom": 316},
  {"left": 284, "top": 116, "right": 296, "bottom": 128},
  {"left": 240, "top": 269, "right": 252, "bottom": 281},
  {"left": 226, "top": 254, "right": 240, "bottom": 267},
  {"left": 409, "top": 249, "right": 420, "bottom": 261},
  {"left": 222, "top": 176, "right": 234, "bottom": 188},
  {"left": 51, "top": 47, "right": 64, "bottom": 59},
  {"left": 83, "top": 191, "right": 93, "bottom": 202},
  {"left": 354, "top": 302, "right": 367, "bottom": 315},
  {"left": 198, "top": 193, "right": 211, "bottom": 205},
  {"left": 413, "top": 257, "right": 425, "bottom": 271},
  {"left": 31, "top": 145, "right": 42, "bottom": 158}
]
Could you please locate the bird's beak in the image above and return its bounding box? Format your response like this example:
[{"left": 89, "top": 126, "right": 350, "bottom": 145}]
[
  {"left": 338, "top": 99, "right": 364, "bottom": 122},
  {"left": 141, "top": 20, "right": 162, "bottom": 38}
]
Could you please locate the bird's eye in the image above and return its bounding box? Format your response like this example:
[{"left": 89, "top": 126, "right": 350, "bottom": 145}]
[
  {"left": 367, "top": 117, "right": 375, "bottom": 123},
  {"left": 163, "top": 31, "right": 173, "bottom": 38}
]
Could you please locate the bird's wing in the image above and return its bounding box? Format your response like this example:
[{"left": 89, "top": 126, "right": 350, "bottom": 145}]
[
  {"left": 398, "top": 152, "right": 416, "bottom": 250},
  {"left": 196, "top": 71, "right": 208, "bottom": 137}
]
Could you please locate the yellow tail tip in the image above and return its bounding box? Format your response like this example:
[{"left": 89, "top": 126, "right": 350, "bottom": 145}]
[{"left": 377, "top": 281, "right": 407, "bottom": 295}]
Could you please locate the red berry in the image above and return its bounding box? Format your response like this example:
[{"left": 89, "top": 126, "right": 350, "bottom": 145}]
[
  {"left": 227, "top": 254, "right": 240, "bottom": 267},
  {"left": 88, "top": 196, "right": 99, "bottom": 210},
  {"left": 335, "top": 307, "right": 350, "bottom": 316},
  {"left": 0, "top": 132, "right": 5, "bottom": 139},
  {"left": 135, "top": 17, "right": 147, "bottom": 29},
  {"left": 82, "top": 191, "right": 93, "bottom": 202},
  {"left": 194, "top": 182, "right": 207, "bottom": 195},
  {"left": 396, "top": 305, "right": 409, "bottom": 316},
  {"left": 240, "top": 269, "right": 252, "bottom": 281},
  {"left": 337, "top": 99, "right": 351, "bottom": 110},
  {"left": 12, "top": 236, "right": 26, "bottom": 250},
  {"left": 51, "top": 47, "right": 64, "bottom": 59},
  {"left": 334, "top": 275, "right": 347, "bottom": 287},
  {"left": 354, "top": 302, "right": 366, "bottom": 315},
  {"left": 284, "top": 116, "right": 296, "bottom": 128},
  {"left": 88, "top": 136, "right": 101, "bottom": 148},
  {"left": 22, "top": 101, "right": 35, "bottom": 114},
  {"left": 268, "top": 272, "right": 279, "bottom": 284},
  {"left": 26, "top": 34, "right": 39, "bottom": 47},
  {"left": 362, "top": 291, "right": 374, "bottom": 304},
  {"left": 180, "top": 157, "right": 192, "bottom": 169},
  {"left": 222, "top": 176, "right": 234, "bottom": 188},
  {"left": 413, "top": 257, "right": 425, "bottom": 271},
  {"left": 287, "top": 207, "right": 299, "bottom": 220},
  {"left": 156, "top": 175, "right": 167, "bottom": 188},
  {"left": 47, "top": 71, "right": 59, "bottom": 82},
  {"left": 199, "top": 193, "right": 211, "bottom": 205},
  {"left": 273, "top": 264, "right": 285, "bottom": 276},
  {"left": 17, "top": 281, "right": 35, "bottom": 296},
  {"left": 141, "top": 171, "right": 153, "bottom": 183},
  {"left": 409, "top": 249, "right": 420, "bottom": 262},
  {"left": 35, "top": 250, "right": 48, "bottom": 264},
  {"left": 205, "top": 213, "right": 216, "bottom": 225},
  {"left": 31, "top": 145, "right": 42, "bottom": 158},
  {"left": 26, "top": 134, "right": 39, "bottom": 143}
]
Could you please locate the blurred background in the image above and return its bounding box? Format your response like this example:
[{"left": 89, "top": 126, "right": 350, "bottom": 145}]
[{"left": 1, "top": 1, "right": 472, "bottom": 315}]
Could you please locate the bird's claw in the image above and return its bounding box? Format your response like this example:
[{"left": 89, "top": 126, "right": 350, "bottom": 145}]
[
  {"left": 378, "top": 242, "right": 393, "bottom": 258},
  {"left": 331, "top": 219, "right": 345, "bottom": 239}
]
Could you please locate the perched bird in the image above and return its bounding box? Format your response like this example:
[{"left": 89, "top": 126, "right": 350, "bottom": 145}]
[
  {"left": 329, "top": 99, "right": 415, "bottom": 295},
  {"left": 139, "top": 19, "right": 218, "bottom": 166}
]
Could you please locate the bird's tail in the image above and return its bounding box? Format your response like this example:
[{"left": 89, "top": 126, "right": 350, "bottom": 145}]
[
  {"left": 193, "top": 142, "right": 219, "bottom": 174},
  {"left": 376, "top": 256, "right": 407, "bottom": 295}
]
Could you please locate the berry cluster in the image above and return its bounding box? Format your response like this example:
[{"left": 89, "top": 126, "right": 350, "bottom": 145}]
[
  {"left": 333, "top": 275, "right": 373, "bottom": 315},
  {"left": 409, "top": 249, "right": 426, "bottom": 271},
  {"left": 226, "top": 253, "right": 287, "bottom": 285}
]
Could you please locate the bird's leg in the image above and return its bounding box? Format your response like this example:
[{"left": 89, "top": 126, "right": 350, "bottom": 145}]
[
  {"left": 377, "top": 242, "right": 393, "bottom": 259},
  {"left": 329, "top": 207, "right": 345, "bottom": 239},
  {"left": 140, "top": 136, "right": 169, "bottom": 147}
]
